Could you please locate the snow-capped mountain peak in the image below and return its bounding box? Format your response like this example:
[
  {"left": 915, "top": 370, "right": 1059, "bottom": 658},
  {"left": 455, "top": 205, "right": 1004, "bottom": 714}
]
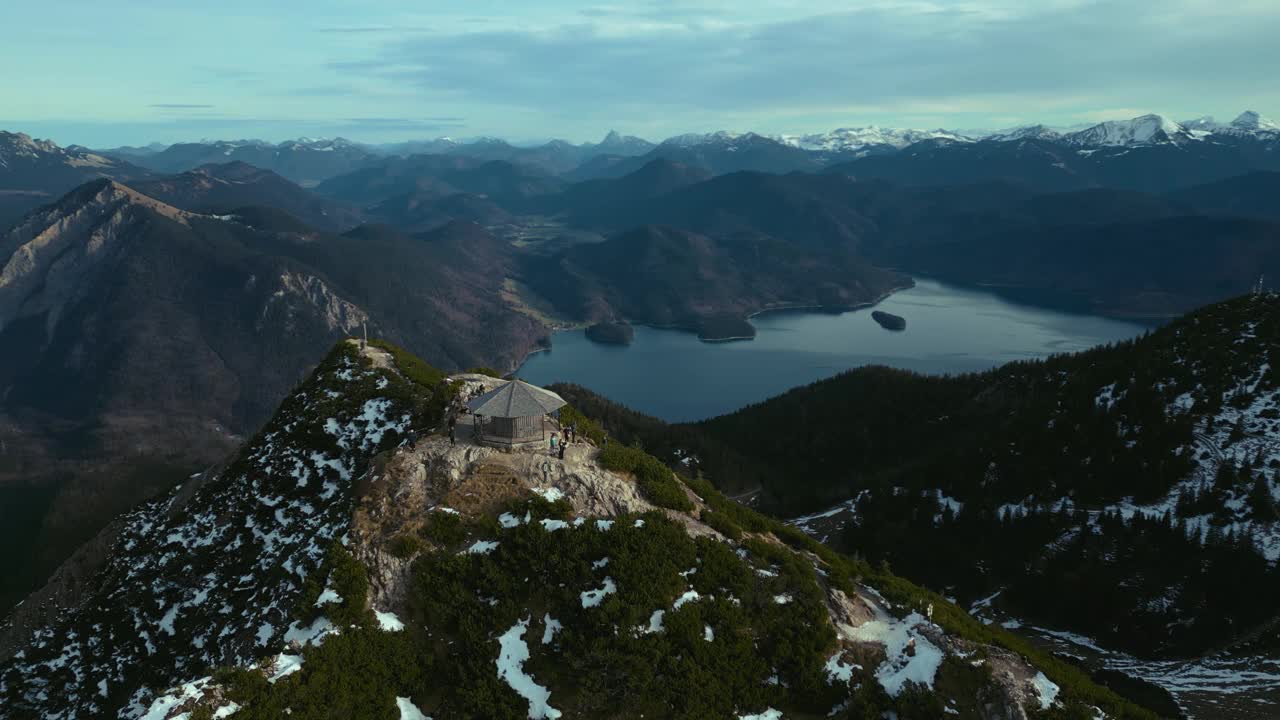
[
  {"left": 982, "top": 124, "right": 1063, "bottom": 142},
  {"left": 660, "top": 130, "right": 753, "bottom": 148},
  {"left": 1065, "top": 113, "right": 1193, "bottom": 147},
  {"left": 777, "top": 126, "right": 973, "bottom": 152},
  {"left": 1230, "top": 110, "right": 1279, "bottom": 132}
]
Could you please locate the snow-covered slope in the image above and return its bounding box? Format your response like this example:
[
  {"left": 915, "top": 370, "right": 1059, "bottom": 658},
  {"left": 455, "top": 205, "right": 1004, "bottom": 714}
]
[
  {"left": 659, "top": 130, "right": 771, "bottom": 150},
  {"left": 0, "top": 342, "right": 422, "bottom": 718},
  {"left": 1064, "top": 114, "right": 1195, "bottom": 147},
  {"left": 777, "top": 127, "right": 973, "bottom": 153},
  {"left": 981, "top": 125, "right": 1064, "bottom": 142},
  {"left": 1179, "top": 111, "right": 1280, "bottom": 138}
]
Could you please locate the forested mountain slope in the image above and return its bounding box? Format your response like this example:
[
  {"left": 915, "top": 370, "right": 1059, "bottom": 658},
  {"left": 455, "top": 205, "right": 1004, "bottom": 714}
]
[
  {"left": 561, "top": 293, "right": 1280, "bottom": 662},
  {"left": 0, "top": 342, "right": 1160, "bottom": 719}
]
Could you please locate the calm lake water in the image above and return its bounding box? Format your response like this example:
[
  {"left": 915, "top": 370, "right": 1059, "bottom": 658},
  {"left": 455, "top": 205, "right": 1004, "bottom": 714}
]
[{"left": 517, "top": 278, "right": 1153, "bottom": 423}]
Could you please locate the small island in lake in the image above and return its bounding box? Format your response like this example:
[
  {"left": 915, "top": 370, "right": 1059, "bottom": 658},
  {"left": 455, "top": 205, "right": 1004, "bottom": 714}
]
[
  {"left": 871, "top": 310, "right": 906, "bottom": 331},
  {"left": 697, "top": 315, "right": 757, "bottom": 342},
  {"left": 585, "top": 321, "right": 636, "bottom": 345}
]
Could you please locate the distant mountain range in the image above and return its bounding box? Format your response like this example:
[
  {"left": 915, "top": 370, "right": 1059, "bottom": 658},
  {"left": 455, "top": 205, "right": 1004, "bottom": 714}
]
[
  {"left": 2, "top": 115, "right": 1278, "bottom": 618},
  {"left": 0, "top": 131, "right": 154, "bottom": 227},
  {"left": 84, "top": 109, "right": 1279, "bottom": 178}
]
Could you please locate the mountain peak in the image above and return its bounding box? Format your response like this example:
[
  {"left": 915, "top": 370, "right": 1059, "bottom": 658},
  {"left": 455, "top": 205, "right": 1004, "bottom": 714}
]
[
  {"left": 779, "top": 126, "right": 973, "bottom": 152},
  {"left": 27, "top": 179, "right": 190, "bottom": 231},
  {"left": 1065, "top": 113, "right": 1192, "bottom": 147},
  {"left": 1231, "top": 110, "right": 1279, "bottom": 131}
]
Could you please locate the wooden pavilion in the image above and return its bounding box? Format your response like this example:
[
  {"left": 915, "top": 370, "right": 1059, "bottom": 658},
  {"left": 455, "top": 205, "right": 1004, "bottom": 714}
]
[{"left": 467, "top": 379, "right": 567, "bottom": 447}]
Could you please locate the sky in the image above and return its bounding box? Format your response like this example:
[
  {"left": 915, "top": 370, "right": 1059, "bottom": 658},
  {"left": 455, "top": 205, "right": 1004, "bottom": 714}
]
[{"left": 3, "top": 0, "right": 1278, "bottom": 148}]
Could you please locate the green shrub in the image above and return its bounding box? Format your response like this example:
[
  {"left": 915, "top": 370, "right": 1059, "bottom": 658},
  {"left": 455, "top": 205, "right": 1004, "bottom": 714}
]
[
  {"left": 701, "top": 510, "right": 743, "bottom": 540},
  {"left": 598, "top": 443, "right": 694, "bottom": 511},
  {"left": 558, "top": 405, "right": 607, "bottom": 445},
  {"left": 327, "top": 543, "right": 373, "bottom": 628},
  {"left": 389, "top": 533, "right": 422, "bottom": 559},
  {"left": 419, "top": 510, "right": 467, "bottom": 547},
  {"left": 368, "top": 339, "right": 446, "bottom": 389},
  {"left": 218, "top": 627, "right": 424, "bottom": 720},
  {"left": 465, "top": 366, "right": 504, "bottom": 378}
]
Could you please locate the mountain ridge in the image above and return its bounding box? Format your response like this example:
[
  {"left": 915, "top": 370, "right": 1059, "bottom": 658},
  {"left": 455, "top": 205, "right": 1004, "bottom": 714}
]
[{"left": 0, "top": 341, "right": 1160, "bottom": 719}]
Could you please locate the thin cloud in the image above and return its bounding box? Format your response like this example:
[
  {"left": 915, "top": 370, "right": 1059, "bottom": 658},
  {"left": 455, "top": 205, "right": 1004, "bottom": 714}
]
[
  {"left": 340, "top": 0, "right": 1279, "bottom": 129},
  {"left": 317, "top": 25, "right": 430, "bottom": 34},
  {"left": 338, "top": 117, "right": 468, "bottom": 132},
  {"left": 148, "top": 104, "right": 215, "bottom": 109}
]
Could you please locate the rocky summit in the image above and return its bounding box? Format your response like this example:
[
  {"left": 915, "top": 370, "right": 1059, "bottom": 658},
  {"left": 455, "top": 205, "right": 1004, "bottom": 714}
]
[{"left": 1, "top": 340, "right": 1155, "bottom": 719}]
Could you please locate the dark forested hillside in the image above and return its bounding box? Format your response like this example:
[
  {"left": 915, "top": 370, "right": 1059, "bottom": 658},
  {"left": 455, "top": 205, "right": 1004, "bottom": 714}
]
[
  {"left": 555, "top": 293, "right": 1280, "bottom": 660},
  {"left": 698, "top": 292, "right": 1280, "bottom": 657},
  {"left": 522, "top": 224, "right": 908, "bottom": 335},
  {"left": 129, "top": 162, "right": 365, "bottom": 232},
  {"left": 1164, "top": 171, "right": 1280, "bottom": 221}
]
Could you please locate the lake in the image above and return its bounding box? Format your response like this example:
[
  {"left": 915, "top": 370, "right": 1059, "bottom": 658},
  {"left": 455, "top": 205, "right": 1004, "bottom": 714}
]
[{"left": 517, "top": 277, "right": 1153, "bottom": 423}]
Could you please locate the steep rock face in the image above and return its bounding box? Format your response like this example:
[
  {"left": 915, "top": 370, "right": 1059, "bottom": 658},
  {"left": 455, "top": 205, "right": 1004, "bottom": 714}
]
[{"left": 266, "top": 270, "right": 368, "bottom": 335}]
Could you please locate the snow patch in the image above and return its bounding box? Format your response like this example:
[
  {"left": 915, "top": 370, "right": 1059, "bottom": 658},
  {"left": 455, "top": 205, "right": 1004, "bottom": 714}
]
[
  {"left": 376, "top": 610, "right": 405, "bottom": 632},
  {"left": 1031, "top": 671, "right": 1060, "bottom": 710},
  {"left": 581, "top": 578, "right": 617, "bottom": 608},
  {"left": 465, "top": 540, "right": 500, "bottom": 555},
  {"left": 541, "top": 614, "right": 562, "bottom": 645},
  {"left": 849, "top": 612, "right": 944, "bottom": 697},
  {"left": 496, "top": 618, "right": 563, "bottom": 720},
  {"left": 397, "top": 696, "right": 431, "bottom": 720},
  {"left": 268, "top": 654, "right": 304, "bottom": 683}
]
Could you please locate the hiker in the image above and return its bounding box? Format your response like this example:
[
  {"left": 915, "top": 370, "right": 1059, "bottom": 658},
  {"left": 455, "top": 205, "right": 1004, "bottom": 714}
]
[
  {"left": 549, "top": 433, "right": 558, "bottom": 456},
  {"left": 558, "top": 441, "right": 566, "bottom": 460},
  {"left": 448, "top": 415, "right": 457, "bottom": 446}
]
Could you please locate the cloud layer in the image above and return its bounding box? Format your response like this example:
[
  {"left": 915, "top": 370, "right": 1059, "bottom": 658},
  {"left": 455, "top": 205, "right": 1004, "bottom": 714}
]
[{"left": 3, "top": 0, "right": 1277, "bottom": 145}]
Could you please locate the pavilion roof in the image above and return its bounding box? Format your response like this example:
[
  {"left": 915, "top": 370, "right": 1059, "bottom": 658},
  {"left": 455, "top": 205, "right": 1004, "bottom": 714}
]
[{"left": 466, "top": 379, "right": 567, "bottom": 418}]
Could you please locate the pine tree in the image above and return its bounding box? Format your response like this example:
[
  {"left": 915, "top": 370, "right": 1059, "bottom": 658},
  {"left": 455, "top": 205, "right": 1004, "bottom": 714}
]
[{"left": 1249, "top": 477, "right": 1278, "bottom": 523}]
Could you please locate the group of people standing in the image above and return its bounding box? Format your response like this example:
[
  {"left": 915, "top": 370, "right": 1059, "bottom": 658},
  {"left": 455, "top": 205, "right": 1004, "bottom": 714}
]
[{"left": 549, "top": 422, "right": 578, "bottom": 460}]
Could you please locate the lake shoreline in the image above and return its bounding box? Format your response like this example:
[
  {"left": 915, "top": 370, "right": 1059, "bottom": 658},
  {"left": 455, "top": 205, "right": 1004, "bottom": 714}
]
[{"left": 515, "top": 277, "right": 1149, "bottom": 423}]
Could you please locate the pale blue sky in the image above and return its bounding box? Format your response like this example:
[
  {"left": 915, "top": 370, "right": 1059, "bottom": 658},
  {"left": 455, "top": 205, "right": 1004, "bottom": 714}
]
[{"left": 4, "top": 0, "right": 1278, "bottom": 147}]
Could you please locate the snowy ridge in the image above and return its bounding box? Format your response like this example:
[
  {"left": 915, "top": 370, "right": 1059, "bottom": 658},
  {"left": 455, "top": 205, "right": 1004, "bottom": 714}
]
[
  {"left": 0, "top": 131, "right": 122, "bottom": 171},
  {"left": 981, "top": 124, "right": 1064, "bottom": 142},
  {"left": 0, "top": 342, "right": 420, "bottom": 718},
  {"left": 1064, "top": 114, "right": 1195, "bottom": 147},
  {"left": 777, "top": 126, "right": 973, "bottom": 152}
]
